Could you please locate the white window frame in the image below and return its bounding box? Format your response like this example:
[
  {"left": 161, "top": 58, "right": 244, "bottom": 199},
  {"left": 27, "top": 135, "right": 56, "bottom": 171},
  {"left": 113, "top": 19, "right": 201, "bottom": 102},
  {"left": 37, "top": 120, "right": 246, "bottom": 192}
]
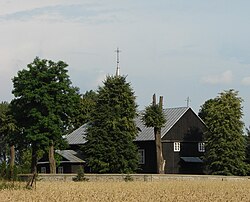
[
  {"left": 198, "top": 142, "right": 205, "bottom": 152},
  {"left": 174, "top": 142, "right": 180, "bottom": 152},
  {"left": 41, "top": 167, "right": 46, "bottom": 174},
  {"left": 58, "top": 166, "right": 64, "bottom": 174},
  {"left": 138, "top": 149, "right": 145, "bottom": 164}
]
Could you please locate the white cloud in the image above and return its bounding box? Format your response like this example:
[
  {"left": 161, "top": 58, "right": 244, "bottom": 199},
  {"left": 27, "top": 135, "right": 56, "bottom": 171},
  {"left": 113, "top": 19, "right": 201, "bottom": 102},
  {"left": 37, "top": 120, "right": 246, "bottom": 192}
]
[
  {"left": 241, "top": 76, "right": 250, "bottom": 86},
  {"left": 201, "top": 70, "right": 233, "bottom": 85}
]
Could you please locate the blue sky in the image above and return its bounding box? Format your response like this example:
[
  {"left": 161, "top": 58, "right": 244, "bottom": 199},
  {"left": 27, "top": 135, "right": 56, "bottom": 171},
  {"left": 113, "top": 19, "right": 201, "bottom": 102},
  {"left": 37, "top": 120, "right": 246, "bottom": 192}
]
[{"left": 0, "top": 0, "right": 250, "bottom": 130}]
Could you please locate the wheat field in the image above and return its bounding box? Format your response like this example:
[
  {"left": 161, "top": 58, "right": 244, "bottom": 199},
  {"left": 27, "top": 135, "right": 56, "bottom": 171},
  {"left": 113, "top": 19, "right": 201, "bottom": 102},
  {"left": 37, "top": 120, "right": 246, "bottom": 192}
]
[{"left": 0, "top": 180, "right": 250, "bottom": 202}]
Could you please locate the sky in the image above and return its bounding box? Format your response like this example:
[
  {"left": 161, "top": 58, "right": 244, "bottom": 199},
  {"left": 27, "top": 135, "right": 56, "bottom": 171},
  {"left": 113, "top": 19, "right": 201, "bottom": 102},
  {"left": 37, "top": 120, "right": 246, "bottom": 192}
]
[{"left": 0, "top": 1, "right": 250, "bottom": 130}]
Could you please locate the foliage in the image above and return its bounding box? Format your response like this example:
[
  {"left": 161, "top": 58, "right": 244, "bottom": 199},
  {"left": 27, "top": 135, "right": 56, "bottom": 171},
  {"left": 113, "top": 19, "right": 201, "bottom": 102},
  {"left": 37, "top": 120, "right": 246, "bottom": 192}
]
[
  {"left": 11, "top": 57, "right": 81, "bottom": 172},
  {"left": 15, "top": 148, "right": 44, "bottom": 174},
  {"left": 73, "top": 166, "right": 88, "bottom": 181},
  {"left": 0, "top": 102, "right": 16, "bottom": 163},
  {"left": 0, "top": 163, "right": 18, "bottom": 181},
  {"left": 246, "top": 127, "right": 250, "bottom": 164},
  {"left": 84, "top": 75, "right": 139, "bottom": 173},
  {"left": 124, "top": 174, "right": 133, "bottom": 182},
  {"left": 142, "top": 104, "right": 166, "bottom": 128},
  {"left": 71, "top": 90, "right": 98, "bottom": 129},
  {"left": 199, "top": 89, "right": 247, "bottom": 175},
  {"left": 142, "top": 95, "right": 166, "bottom": 174}
]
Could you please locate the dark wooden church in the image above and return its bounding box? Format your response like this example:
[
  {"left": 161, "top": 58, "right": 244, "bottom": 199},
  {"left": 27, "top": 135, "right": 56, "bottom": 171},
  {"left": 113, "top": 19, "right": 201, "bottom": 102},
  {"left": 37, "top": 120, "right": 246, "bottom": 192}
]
[
  {"left": 135, "top": 107, "right": 206, "bottom": 174},
  {"left": 38, "top": 107, "right": 206, "bottom": 174}
]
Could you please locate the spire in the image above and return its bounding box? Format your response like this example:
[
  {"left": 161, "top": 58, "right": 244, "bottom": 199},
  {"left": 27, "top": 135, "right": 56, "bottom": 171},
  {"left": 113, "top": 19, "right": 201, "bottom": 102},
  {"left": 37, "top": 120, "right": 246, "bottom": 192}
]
[{"left": 115, "top": 47, "right": 121, "bottom": 76}]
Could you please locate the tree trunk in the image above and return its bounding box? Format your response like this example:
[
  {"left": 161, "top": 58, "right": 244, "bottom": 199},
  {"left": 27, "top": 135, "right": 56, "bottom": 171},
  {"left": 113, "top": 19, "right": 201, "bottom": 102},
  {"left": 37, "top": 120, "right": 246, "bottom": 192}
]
[
  {"left": 31, "top": 145, "right": 38, "bottom": 174},
  {"left": 10, "top": 145, "right": 15, "bottom": 180},
  {"left": 49, "top": 143, "right": 56, "bottom": 174},
  {"left": 154, "top": 95, "right": 165, "bottom": 174},
  {"left": 154, "top": 127, "right": 164, "bottom": 174}
]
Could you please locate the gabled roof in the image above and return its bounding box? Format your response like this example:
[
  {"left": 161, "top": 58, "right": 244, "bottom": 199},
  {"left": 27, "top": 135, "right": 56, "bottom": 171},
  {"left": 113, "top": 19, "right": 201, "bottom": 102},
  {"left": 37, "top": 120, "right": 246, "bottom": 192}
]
[
  {"left": 65, "top": 107, "right": 199, "bottom": 143},
  {"left": 56, "top": 150, "right": 85, "bottom": 163},
  {"left": 38, "top": 150, "right": 85, "bottom": 164},
  {"left": 135, "top": 107, "right": 189, "bottom": 141},
  {"left": 65, "top": 124, "right": 87, "bottom": 145}
]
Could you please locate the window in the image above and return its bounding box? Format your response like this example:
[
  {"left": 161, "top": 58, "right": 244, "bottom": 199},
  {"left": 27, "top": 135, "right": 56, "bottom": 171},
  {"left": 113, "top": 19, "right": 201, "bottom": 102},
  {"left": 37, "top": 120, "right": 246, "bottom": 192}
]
[
  {"left": 174, "top": 142, "right": 180, "bottom": 152},
  {"left": 138, "top": 149, "right": 145, "bottom": 164},
  {"left": 58, "top": 166, "right": 63, "bottom": 174},
  {"left": 41, "top": 167, "right": 46, "bottom": 174},
  {"left": 198, "top": 142, "right": 205, "bottom": 152}
]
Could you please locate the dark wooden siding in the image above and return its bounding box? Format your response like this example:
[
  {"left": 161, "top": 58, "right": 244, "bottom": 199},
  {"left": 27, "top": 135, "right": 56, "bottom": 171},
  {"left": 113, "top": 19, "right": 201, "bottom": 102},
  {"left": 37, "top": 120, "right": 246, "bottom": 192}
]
[
  {"left": 162, "top": 109, "right": 206, "bottom": 174},
  {"left": 162, "top": 109, "right": 205, "bottom": 142},
  {"left": 37, "top": 164, "right": 50, "bottom": 174},
  {"left": 135, "top": 141, "right": 157, "bottom": 173},
  {"left": 37, "top": 163, "right": 84, "bottom": 173},
  {"left": 162, "top": 142, "right": 180, "bottom": 173}
]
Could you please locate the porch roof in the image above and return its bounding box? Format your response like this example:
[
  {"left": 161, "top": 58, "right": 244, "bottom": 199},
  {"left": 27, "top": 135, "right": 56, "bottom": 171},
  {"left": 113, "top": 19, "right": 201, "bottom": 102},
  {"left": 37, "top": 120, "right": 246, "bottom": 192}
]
[{"left": 180, "top": 157, "right": 203, "bottom": 163}]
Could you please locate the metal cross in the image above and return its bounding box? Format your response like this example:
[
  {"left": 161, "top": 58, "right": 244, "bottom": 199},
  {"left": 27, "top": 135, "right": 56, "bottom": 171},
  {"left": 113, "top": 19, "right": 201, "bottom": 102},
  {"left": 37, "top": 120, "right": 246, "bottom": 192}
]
[
  {"left": 186, "top": 96, "right": 191, "bottom": 107},
  {"left": 115, "top": 48, "right": 121, "bottom": 76}
]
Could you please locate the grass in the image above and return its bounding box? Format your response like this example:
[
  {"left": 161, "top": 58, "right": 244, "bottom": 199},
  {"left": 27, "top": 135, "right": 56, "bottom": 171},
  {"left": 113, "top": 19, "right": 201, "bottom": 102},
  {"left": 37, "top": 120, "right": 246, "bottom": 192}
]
[
  {"left": 0, "top": 180, "right": 24, "bottom": 190},
  {"left": 0, "top": 180, "right": 249, "bottom": 201}
]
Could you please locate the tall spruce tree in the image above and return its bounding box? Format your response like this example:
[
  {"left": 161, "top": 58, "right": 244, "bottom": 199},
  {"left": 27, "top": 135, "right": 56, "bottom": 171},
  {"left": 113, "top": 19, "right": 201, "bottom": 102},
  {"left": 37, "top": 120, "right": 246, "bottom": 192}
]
[
  {"left": 84, "top": 75, "right": 138, "bottom": 173},
  {"left": 199, "top": 89, "right": 247, "bottom": 175},
  {"left": 11, "top": 57, "right": 80, "bottom": 173}
]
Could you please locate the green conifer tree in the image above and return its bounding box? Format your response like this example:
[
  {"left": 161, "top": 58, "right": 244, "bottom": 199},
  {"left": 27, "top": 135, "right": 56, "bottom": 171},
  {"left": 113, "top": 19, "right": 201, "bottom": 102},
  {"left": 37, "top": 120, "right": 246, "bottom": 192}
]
[
  {"left": 84, "top": 75, "right": 138, "bottom": 173},
  {"left": 199, "top": 89, "right": 247, "bottom": 175}
]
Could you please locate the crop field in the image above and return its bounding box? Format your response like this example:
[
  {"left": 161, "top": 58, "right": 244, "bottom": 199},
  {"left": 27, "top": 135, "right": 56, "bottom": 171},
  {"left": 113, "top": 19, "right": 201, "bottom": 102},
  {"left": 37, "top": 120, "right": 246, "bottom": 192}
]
[{"left": 0, "top": 179, "right": 250, "bottom": 201}]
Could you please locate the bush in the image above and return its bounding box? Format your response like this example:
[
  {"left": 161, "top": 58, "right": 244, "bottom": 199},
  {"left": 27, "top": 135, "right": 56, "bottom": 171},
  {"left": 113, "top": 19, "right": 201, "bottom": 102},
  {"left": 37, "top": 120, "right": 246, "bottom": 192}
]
[
  {"left": 0, "top": 162, "right": 18, "bottom": 181},
  {"left": 73, "top": 166, "right": 88, "bottom": 182},
  {"left": 124, "top": 174, "right": 133, "bottom": 182}
]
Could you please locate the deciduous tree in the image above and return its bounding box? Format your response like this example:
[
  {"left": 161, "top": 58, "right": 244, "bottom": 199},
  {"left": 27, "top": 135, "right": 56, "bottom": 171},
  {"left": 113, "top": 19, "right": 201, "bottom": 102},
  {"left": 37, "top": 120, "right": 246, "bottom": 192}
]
[
  {"left": 0, "top": 102, "right": 16, "bottom": 179},
  {"left": 71, "top": 90, "right": 98, "bottom": 129},
  {"left": 11, "top": 57, "right": 80, "bottom": 173}
]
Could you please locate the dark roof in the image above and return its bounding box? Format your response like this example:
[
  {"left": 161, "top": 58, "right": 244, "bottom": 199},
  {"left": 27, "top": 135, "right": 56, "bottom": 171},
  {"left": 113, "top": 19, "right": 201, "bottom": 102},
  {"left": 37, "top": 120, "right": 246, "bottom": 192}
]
[
  {"left": 65, "top": 107, "right": 199, "bottom": 143},
  {"left": 38, "top": 150, "right": 85, "bottom": 164},
  {"left": 65, "top": 124, "right": 87, "bottom": 145},
  {"left": 180, "top": 157, "right": 203, "bottom": 163},
  {"left": 135, "top": 107, "right": 189, "bottom": 141}
]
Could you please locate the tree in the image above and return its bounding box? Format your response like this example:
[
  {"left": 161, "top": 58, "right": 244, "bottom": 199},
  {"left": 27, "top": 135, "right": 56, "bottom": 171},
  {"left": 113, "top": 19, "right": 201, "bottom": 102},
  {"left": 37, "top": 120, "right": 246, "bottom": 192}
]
[
  {"left": 199, "top": 89, "right": 247, "bottom": 175},
  {"left": 71, "top": 90, "right": 98, "bottom": 129},
  {"left": 246, "top": 127, "right": 250, "bottom": 165},
  {"left": 11, "top": 57, "right": 80, "bottom": 173},
  {"left": 0, "top": 102, "right": 16, "bottom": 179},
  {"left": 142, "top": 94, "right": 166, "bottom": 174},
  {"left": 0, "top": 102, "right": 10, "bottom": 164},
  {"left": 84, "top": 75, "right": 138, "bottom": 173}
]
